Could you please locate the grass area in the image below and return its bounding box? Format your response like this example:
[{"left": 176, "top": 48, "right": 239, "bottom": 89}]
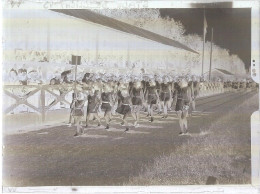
[{"left": 126, "top": 94, "right": 258, "bottom": 185}]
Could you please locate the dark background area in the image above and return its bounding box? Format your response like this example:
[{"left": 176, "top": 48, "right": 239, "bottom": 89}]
[{"left": 160, "top": 8, "right": 251, "bottom": 70}]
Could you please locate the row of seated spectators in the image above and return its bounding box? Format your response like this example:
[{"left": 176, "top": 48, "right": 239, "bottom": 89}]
[
  {"left": 223, "top": 81, "right": 256, "bottom": 89},
  {"left": 5, "top": 67, "right": 43, "bottom": 85},
  {"left": 4, "top": 67, "right": 75, "bottom": 114},
  {"left": 4, "top": 66, "right": 77, "bottom": 86}
]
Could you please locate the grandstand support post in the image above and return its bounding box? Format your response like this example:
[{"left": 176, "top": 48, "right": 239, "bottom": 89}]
[
  {"left": 47, "top": 20, "right": 50, "bottom": 62},
  {"left": 95, "top": 33, "right": 99, "bottom": 66},
  {"left": 209, "top": 28, "right": 213, "bottom": 81},
  {"left": 41, "top": 87, "right": 46, "bottom": 122},
  {"left": 127, "top": 42, "right": 130, "bottom": 67},
  {"left": 74, "top": 58, "right": 78, "bottom": 93}
]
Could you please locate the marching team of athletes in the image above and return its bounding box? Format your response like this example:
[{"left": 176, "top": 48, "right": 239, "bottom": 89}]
[{"left": 69, "top": 72, "right": 257, "bottom": 137}]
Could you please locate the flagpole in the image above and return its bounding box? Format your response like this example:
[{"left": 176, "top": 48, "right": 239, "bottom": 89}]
[
  {"left": 209, "top": 28, "right": 213, "bottom": 81},
  {"left": 202, "top": 32, "right": 205, "bottom": 77},
  {"left": 47, "top": 20, "right": 50, "bottom": 62},
  {"left": 74, "top": 56, "right": 78, "bottom": 93},
  {"left": 201, "top": 9, "right": 205, "bottom": 77}
]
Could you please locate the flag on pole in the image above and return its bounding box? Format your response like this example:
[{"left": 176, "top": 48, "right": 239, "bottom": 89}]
[{"left": 203, "top": 10, "right": 208, "bottom": 39}]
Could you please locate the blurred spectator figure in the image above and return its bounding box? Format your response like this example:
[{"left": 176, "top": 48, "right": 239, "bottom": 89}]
[
  {"left": 27, "top": 67, "right": 42, "bottom": 85},
  {"left": 61, "top": 70, "right": 73, "bottom": 84},
  {"left": 8, "top": 68, "right": 19, "bottom": 85},
  {"left": 82, "top": 72, "right": 91, "bottom": 83},
  {"left": 17, "top": 66, "right": 28, "bottom": 85},
  {"left": 240, "top": 79, "right": 247, "bottom": 90},
  {"left": 50, "top": 71, "right": 61, "bottom": 85},
  {"left": 39, "top": 56, "right": 48, "bottom": 62},
  {"left": 16, "top": 65, "right": 29, "bottom": 112}
]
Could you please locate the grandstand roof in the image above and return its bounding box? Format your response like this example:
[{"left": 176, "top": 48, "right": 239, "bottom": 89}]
[{"left": 51, "top": 9, "right": 199, "bottom": 54}]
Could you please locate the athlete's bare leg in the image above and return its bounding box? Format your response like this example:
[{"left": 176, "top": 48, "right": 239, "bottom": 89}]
[{"left": 104, "top": 111, "right": 111, "bottom": 129}]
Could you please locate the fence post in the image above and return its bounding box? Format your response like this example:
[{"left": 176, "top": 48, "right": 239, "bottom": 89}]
[{"left": 41, "top": 86, "right": 45, "bottom": 122}]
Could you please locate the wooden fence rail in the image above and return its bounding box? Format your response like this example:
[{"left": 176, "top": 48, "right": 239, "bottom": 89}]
[
  {"left": 3, "top": 82, "right": 226, "bottom": 122},
  {"left": 3, "top": 84, "right": 75, "bottom": 122}
]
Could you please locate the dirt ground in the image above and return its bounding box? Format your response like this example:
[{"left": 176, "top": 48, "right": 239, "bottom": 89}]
[{"left": 2, "top": 90, "right": 258, "bottom": 186}]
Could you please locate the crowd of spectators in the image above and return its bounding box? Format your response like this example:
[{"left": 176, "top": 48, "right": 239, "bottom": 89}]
[{"left": 3, "top": 59, "right": 255, "bottom": 116}]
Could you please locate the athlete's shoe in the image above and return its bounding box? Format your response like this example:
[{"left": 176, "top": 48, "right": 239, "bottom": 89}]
[
  {"left": 184, "top": 131, "right": 190, "bottom": 135},
  {"left": 134, "top": 121, "right": 138, "bottom": 126}
]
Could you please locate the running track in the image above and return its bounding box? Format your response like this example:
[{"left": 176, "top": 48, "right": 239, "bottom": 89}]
[{"left": 2, "top": 90, "right": 258, "bottom": 186}]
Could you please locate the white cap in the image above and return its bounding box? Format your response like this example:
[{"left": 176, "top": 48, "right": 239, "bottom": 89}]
[{"left": 178, "top": 78, "right": 188, "bottom": 88}]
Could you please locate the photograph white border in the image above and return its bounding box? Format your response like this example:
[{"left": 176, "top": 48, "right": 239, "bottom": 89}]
[{"left": 1, "top": 0, "right": 259, "bottom": 193}]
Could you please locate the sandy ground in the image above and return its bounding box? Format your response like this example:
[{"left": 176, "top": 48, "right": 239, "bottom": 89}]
[{"left": 2, "top": 90, "right": 257, "bottom": 186}]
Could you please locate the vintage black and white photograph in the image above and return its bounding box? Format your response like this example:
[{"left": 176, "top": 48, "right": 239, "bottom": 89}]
[{"left": 2, "top": 1, "right": 260, "bottom": 191}]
